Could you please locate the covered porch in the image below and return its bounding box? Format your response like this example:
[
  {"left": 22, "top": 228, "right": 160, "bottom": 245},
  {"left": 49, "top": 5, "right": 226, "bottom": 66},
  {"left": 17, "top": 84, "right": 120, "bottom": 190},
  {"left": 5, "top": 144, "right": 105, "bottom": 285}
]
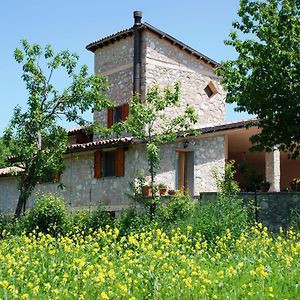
[{"left": 225, "top": 126, "right": 300, "bottom": 192}]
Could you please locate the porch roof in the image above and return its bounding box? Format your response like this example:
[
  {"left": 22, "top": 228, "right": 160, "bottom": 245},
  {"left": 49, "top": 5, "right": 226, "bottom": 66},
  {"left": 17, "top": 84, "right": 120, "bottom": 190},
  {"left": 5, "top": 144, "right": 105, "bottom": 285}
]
[{"left": 66, "top": 118, "right": 258, "bottom": 153}]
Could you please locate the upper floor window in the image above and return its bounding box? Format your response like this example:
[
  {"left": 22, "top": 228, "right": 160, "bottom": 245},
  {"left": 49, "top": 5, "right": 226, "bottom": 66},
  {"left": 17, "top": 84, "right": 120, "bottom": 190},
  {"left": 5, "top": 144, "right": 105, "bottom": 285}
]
[
  {"left": 204, "top": 81, "right": 217, "bottom": 98},
  {"left": 107, "top": 103, "right": 129, "bottom": 128}
]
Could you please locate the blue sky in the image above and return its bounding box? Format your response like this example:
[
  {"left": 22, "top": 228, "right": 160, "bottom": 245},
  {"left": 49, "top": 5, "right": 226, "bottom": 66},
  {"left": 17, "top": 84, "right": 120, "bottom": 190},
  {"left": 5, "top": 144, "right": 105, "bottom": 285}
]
[{"left": 0, "top": 0, "right": 253, "bottom": 134}]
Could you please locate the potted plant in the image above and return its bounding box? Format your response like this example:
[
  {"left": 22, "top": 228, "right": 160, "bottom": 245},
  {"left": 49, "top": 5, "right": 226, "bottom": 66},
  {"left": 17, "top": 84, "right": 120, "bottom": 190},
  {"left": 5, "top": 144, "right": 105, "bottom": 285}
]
[
  {"left": 290, "top": 178, "right": 300, "bottom": 191},
  {"left": 158, "top": 183, "right": 167, "bottom": 196},
  {"left": 168, "top": 189, "right": 176, "bottom": 196},
  {"left": 260, "top": 179, "right": 271, "bottom": 192}
]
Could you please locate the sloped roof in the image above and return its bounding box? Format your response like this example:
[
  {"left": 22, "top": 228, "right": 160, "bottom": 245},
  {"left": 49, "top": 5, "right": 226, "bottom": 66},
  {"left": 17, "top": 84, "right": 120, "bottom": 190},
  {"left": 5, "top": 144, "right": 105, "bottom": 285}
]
[
  {"left": 86, "top": 22, "right": 220, "bottom": 68},
  {"left": 66, "top": 137, "right": 134, "bottom": 153},
  {"left": 66, "top": 119, "right": 258, "bottom": 153}
]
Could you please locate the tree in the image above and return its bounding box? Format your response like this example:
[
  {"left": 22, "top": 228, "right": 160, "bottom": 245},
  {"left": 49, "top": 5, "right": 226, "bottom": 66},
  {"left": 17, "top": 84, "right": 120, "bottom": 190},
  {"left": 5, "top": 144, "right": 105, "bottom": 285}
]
[
  {"left": 0, "top": 138, "right": 10, "bottom": 168},
  {"left": 4, "top": 40, "right": 112, "bottom": 217},
  {"left": 218, "top": 0, "right": 300, "bottom": 157},
  {"left": 124, "top": 83, "right": 198, "bottom": 217}
]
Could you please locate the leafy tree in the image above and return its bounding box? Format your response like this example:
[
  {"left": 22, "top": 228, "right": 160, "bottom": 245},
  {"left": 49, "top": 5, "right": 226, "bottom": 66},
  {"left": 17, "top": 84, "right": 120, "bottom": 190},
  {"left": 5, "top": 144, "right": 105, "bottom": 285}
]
[
  {"left": 0, "top": 138, "right": 10, "bottom": 168},
  {"left": 124, "top": 83, "right": 198, "bottom": 217},
  {"left": 4, "top": 40, "right": 112, "bottom": 217},
  {"left": 218, "top": 0, "right": 300, "bottom": 157}
]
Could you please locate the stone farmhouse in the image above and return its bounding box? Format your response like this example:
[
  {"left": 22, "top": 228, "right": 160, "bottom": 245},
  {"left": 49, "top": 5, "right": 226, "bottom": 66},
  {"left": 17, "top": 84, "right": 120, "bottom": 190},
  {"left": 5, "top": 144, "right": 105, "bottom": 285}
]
[{"left": 0, "top": 12, "right": 299, "bottom": 214}]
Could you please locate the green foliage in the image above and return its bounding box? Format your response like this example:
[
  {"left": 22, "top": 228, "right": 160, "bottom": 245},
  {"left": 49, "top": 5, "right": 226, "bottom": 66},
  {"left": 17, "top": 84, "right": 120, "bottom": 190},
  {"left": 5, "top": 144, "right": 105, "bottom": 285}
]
[
  {"left": 24, "top": 194, "right": 67, "bottom": 235},
  {"left": 290, "top": 209, "right": 300, "bottom": 231},
  {"left": 67, "top": 207, "right": 114, "bottom": 234},
  {"left": 218, "top": 0, "right": 300, "bottom": 157},
  {"left": 115, "top": 208, "right": 152, "bottom": 236},
  {"left": 156, "top": 192, "right": 194, "bottom": 228},
  {"left": 0, "top": 138, "right": 10, "bottom": 168},
  {"left": 124, "top": 83, "right": 198, "bottom": 214},
  {"left": 190, "top": 161, "right": 251, "bottom": 241},
  {"left": 5, "top": 40, "right": 111, "bottom": 216}
]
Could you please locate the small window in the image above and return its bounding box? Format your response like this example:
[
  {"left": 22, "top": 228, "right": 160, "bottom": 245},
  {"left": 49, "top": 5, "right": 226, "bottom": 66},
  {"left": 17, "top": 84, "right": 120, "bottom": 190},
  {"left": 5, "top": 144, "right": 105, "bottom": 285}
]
[
  {"left": 107, "top": 103, "right": 129, "bottom": 128},
  {"left": 103, "top": 151, "right": 116, "bottom": 177},
  {"left": 204, "top": 81, "right": 217, "bottom": 98},
  {"left": 113, "top": 106, "right": 122, "bottom": 124}
]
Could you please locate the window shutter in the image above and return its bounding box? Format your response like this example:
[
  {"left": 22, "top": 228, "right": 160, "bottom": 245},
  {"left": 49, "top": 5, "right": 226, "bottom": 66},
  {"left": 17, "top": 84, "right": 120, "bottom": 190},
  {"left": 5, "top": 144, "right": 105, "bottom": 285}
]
[
  {"left": 107, "top": 108, "right": 113, "bottom": 128},
  {"left": 94, "top": 150, "right": 102, "bottom": 178},
  {"left": 121, "top": 103, "right": 129, "bottom": 121},
  {"left": 115, "top": 148, "right": 125, "bottom": 177}
]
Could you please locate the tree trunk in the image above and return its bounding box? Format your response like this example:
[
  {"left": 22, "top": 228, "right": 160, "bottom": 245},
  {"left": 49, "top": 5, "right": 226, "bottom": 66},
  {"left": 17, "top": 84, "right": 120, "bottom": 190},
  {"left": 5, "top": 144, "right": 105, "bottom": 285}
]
[
  {"left": 15, "top": 193, "right": 27, "bottom": 217},
  {"left": 15, "top": 177, "right": 34, "bottom": 218}
]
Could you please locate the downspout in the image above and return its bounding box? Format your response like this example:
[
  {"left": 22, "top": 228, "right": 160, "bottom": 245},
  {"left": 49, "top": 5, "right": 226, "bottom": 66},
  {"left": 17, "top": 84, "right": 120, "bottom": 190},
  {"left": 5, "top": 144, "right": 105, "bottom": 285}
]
[{"left": 133, "top": 11, "right": 142, "bottom": 96}]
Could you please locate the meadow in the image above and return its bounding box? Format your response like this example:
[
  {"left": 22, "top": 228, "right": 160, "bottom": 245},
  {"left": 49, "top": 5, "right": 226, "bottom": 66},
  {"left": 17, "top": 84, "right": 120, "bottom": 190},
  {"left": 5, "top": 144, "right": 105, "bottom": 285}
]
[{"left": 0, "top": 224, "right": 299, "bottom": 299}]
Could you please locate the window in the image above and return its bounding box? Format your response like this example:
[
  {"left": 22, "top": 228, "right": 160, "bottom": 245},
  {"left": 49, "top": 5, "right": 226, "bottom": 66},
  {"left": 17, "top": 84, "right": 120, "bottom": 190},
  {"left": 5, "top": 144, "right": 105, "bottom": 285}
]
[
  {"left": 204, "top": 81, "right": 217, "bottom": 98},
  {"left": 94, "top": 148, "right": 125, "bottom": 178},
  {"left": 102, "top": 151, "right": 116, "bottom": 177},
  {"left": 107, "top": 103, "right": 129, "bottom": 128},
  {"left": 75, "top": 133, "right": 93, "bottom": 144}
]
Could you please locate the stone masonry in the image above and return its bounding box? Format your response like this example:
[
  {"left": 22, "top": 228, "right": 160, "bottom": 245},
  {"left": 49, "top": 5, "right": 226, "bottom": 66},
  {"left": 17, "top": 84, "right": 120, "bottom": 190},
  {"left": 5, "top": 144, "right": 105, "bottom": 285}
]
[
  {"left": 0, "top": 133, "right": 225, "bottom": 214},
  {"left": 93, "top": 29, "right": 226, "bottom": 133}
]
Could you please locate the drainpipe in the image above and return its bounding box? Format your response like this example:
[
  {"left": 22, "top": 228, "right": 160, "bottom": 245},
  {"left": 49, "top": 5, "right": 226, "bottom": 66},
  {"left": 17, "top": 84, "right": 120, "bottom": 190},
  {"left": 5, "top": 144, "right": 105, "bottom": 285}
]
[{"left": 133, "top": 11, "right": 142, "bottom": 96}]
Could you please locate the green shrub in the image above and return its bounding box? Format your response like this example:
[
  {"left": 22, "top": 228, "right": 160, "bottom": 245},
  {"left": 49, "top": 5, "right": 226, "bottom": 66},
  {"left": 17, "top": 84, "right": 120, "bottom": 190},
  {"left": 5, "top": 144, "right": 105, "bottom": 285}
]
[
  {"left": 115, "top": 208, "right": 152, "bottom": 236},
  {"left": 24, "top": 193, "right": 67, "bottom": 235},
  {"left": 156, "top": 192, "right": 194, "bottom": 228},
  {"left": 89, "top": 206, "right": 114, "bottom": 230},
  {"left": 290, "top": 209, "right": 300, "bottom": 231},
  {"left": 66, "top": 210, "right": 92, "bottom": 234},
  {"left": 0, "top": 212, "right": 16, "bottom": 237},
  {"left": 191, "top": 161, "right": 251, "bottom": 241},
  {"left": 67, "top": 206, "right": 114, "bottom": 234}
]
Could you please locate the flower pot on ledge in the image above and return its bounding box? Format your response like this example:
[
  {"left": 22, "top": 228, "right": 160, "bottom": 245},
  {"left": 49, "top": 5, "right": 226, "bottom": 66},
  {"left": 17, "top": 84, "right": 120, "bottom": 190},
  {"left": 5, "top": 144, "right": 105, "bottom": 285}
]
[
  {"left": 142, "top": 186, "right": 152, "bottom": 197},
  {"left": 159, "top": 188, "right": 167, "bottom": 196}
]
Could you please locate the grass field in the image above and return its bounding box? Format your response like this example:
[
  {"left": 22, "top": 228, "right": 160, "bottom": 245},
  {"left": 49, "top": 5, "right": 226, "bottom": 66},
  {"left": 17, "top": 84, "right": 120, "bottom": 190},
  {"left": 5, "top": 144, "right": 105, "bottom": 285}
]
[{"left": 0, "top": 224, "right": 299, "bottom": 299}]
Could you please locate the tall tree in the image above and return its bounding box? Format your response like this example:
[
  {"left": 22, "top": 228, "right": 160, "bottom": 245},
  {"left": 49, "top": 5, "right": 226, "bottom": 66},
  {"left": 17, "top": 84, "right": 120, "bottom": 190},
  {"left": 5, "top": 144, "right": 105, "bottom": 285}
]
[
  {"left": 124, "top": 83, "right": 198, "bottom": 217},
  {"left": 4, "top": 40, "right": 112, "bottom": 217},
  {"left": 0, "top": 138, "right": 10, "bottom": 168},
  {"left": 218, "top": 0, "right": 300, "bottom": 157}
]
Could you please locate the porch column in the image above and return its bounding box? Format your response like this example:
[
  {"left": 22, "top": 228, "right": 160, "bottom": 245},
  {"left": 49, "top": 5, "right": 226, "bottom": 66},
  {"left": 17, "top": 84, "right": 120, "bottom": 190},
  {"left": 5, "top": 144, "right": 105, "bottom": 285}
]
[{"left": 265, "top": 150, "right": 280, "bottom": 192}]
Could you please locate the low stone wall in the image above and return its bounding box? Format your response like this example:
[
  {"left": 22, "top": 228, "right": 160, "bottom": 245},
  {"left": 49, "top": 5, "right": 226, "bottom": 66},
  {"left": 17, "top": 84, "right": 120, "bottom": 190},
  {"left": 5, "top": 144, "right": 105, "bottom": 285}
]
[{"left": 198, "top": 192, "right": 300, "bottom": 231}]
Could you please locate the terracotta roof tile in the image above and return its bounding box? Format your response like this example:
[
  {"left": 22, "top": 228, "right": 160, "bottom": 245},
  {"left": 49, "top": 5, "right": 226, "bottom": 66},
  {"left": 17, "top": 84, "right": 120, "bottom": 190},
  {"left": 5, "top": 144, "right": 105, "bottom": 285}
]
[{"left": 66, "top": 137, "right": 135, "bottom": 153}]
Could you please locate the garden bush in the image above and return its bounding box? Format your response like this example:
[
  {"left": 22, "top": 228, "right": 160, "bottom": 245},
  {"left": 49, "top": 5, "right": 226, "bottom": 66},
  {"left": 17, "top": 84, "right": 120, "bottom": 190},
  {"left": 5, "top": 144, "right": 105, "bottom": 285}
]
[
  {"left": 115, "top": 207, "right": 152, "bottom": 236},
  {"left": 23, "top": 193, "right": 67, "bottom": 235},
  {"left": 190, "top": 161, "right": 252, "bottom": 241},
  {"left": 156, "top": 191, "right": 194, "bottom": 228}
]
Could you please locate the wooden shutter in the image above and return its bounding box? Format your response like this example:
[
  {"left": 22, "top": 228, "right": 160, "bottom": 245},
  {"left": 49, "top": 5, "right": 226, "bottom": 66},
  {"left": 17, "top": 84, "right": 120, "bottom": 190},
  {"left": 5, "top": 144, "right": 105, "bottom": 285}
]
[
  {"left": 121, "top": 103, "right": 129, "bottom": 121},
  {"left": 94, "top": 150, "right": 102, "bottom": 178},
  {"left": 107, "top": 108, "right": 113, "bottom": 128},
  {"left": 115, "top": 148, "right": 125, "bottom": 177}
]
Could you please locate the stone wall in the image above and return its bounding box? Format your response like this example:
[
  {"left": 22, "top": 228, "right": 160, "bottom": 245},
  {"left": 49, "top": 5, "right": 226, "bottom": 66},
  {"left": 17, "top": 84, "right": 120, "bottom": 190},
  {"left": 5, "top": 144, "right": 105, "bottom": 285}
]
[
  {"left": 199, "top": 192, "right": 300, "bottom": 231},
  {"left": 92, "top": 30, "right": 226, "bottom": 134},
  {"left": 144, "top": 31, "right": 226, "bottom": 128},
  {"left": 93, "top": 37, "right": 134, "bottom": 130},
  {"left": 0, "top": 134, "right": 225, "bottom": 213}
]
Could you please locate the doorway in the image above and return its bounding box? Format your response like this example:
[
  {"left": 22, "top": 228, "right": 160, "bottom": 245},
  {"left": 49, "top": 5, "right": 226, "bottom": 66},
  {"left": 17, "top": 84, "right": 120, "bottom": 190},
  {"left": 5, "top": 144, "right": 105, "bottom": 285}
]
[{"left": 176, "top": 151, "right": 194, "bottom": 195}]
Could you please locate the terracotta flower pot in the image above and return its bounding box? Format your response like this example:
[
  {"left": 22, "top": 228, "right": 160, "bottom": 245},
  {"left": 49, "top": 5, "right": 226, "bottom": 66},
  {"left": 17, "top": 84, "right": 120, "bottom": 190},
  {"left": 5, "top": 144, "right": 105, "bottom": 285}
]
[
  {"left": 142, "top": 186, "right": 152, "bottom": 196},
  {"left": 168, "top": 189, "right": 176, "bottom": 196},
  {"left": 159, "top": 188, "right": 167, "bottom": 196}
]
